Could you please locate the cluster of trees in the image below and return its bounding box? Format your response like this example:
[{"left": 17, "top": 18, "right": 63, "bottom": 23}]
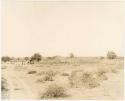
[
  {"left": 69, "top": 51, "right": 117, "bottom": 59},
  {"left": 1, "top": 56, "right": 10, "bottom": 62},
  {"left": 1, "top": 53, "right": 42, "bottom": 63},
  {"left": 107, "top": 51, "right": 117, "bottom": 59},
  {"left": 1, "top": 51, "right": 119, "bottom": 63},
  {"left": 30, "top": 53, "right": 42, "bottom": 62}
]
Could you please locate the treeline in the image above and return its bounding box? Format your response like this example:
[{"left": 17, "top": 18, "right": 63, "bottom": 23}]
[{"left": 1, "top": 51, "right": 120, "bottom": 63}]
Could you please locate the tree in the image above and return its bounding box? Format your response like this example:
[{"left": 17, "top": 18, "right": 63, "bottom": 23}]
[
  {"left": 69, "top": 53, "right": 74, "bottom": 58},
  {"left": 107, "top": 51, "right": 117, "bottom": 59},
  {"left": 1, "top": 56, "right": 10, "bottom": 62},
  {"left": 31, "top": 53, "right": 42, "bottom": 62},
  {"left": 24, "top": 57, "right": 29, "bottom": 61}
]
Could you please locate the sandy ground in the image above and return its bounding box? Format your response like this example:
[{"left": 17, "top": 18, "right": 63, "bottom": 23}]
[
  {"left": 2, "top": 58, "right": 124, "bottom": 100},
  {"left": 2, "top": 65, "right": 38, "bottom": 99}
]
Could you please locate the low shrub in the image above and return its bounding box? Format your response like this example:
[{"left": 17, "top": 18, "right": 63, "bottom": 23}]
[
  {"left": 97, "top": 68, "right": 107, "bottom": 75},
  {"left": 68, "top": 70, "right": 83, "bottom": 87},
  {"left": 28, "top": 70, "right": 37, "bottom": 74},
  {"left": 43, "top": 75, "right": 53, "bottom": 81},
  {"left": 37, "top": 71, "right": 46, "bottom": 76},
  {"left": 36, "top": 78, "right": 45, "bottom": 83},
  {"left": 45, "top": 70, "right": 57, "bottom": 76},
  {"left": 69, "top": 70, "right": 100, "bottom": 88},
  {"left": 107, "top": 51, "right": 117, "bottom": 59},
  {"left": 111, "top": 69, "right": 118, "bottom": 73},
  {"left": 61, "top": 73, "right": 69, "bottom": 76},
  {"left": 37, "top": 70, "right": 57, "bottom": 82},
  {"left": 81, "top": 72, "right": 100, "bottom": 88},
  {"left": 41, "top": 83, "right": 66, "bottom": 99},
  {"left": 2, "top": 78, "right": 8, "bottom": 91},
  {"left": 95, "top": 68, "right": 108, "bottom": 81}
]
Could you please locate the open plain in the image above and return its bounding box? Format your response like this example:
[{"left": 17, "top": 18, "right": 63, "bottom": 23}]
[{"left": 2, "top": 57, "right": 124, "bottom": 100}]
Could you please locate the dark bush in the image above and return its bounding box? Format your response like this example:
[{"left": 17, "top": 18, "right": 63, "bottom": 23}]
[
  {"left": 31, "top": 53, "right": 42, "bottom": 62},
  {"left": 2, "top": 78, "right": 8, "bottom": 91},
  {"left": 1, "top": 56, "right": 10, "bottom": 62},
  {"left": 41, "top": 83, "right": 66, "bottom": 99},
  {"left": 107, "top": 51, "right": 117, "bottom": 59},
  {"left": 28, "top": 70, "right": 37, "bottom": 74}
]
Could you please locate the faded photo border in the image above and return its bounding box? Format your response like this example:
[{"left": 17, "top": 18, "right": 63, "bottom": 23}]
[{"left": 0, "top": 0, "right": 125, "bottom": 101}]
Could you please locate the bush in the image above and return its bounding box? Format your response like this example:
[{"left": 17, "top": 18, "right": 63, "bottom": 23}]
[
  {"left": 61, "top": 73, "right": 69, "bottom": 76},
  {"left": 69, "top": 53, "right": 75, "bottom": 58},
  {"left": 37, "top": 70, "right": 57, "bottom": 82},
  {"left": 31, "top": 53, "right": 42, "bottom": 62},
  {"left": 36, "top": 78, "right": 45, "bottom": 83},
  {"left": 107, "top": 51, "right": 117, "bottom": 59},
  {"left": 28, "top": 70, "right": 37, "bottom": 74},
  {"left": 69, "top": 71, "right": 100, "bottom": 88},
  {"left": 37, "top": 74, "right": 54, "bottom": 82},
  {"left": 43, "top": 75, "right": 53, "bottom": 81},
  {"left": 2, "top": 78, "right": 8, "bottom": 91},
  {"left": 81, "top": 72, "right": 100, "bottom": 88},
  {"left": 24, "top": 57, "right": 29, "bottom": 61},
  {"left": 68, "top": 70, "right": 83, "bottom": 87},
  {"left": 95, "top": 68, "right": 108, "bottom": 81},
  {"left": 37, "top": 71, "right": 46, "bottom": 76},
  {"left": 41, "top": 83, "right": 66, "bottom": 99},
  {"left": 45, "top": 70, "right": 57, "bottom": 77},
  {"left": 1, "top": 56, "right": 10, "bottom": 62}
]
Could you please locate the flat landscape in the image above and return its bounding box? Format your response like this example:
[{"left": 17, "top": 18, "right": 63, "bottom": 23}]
[
  {"left": 2, "top": 57, "right": 124, "bottom": 100},
  {"left": 2, "top": 0, "right": 124, "bottom": 100}
]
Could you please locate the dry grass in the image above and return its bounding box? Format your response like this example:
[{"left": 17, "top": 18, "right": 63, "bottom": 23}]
[
  {"left": 81, "top": 72, "right": 100, "bottom": 88},
  {"left": 45, "top": 70, "right": 57, "bottom": 77},
  {"left": 41, "top": 83, "right": 66, "bottom": 99},
  {"left": 94, "top": 68, "right": 108, "bottom": 81},
  {"left": 36, "top": 78, "right": 45, "bottom": 83},
  {"left": 43, "top": 74, "right": 53, "bottom": 81},
  {"left": 69, "top": 70, "right": 100, "bottom": 88},
  {"left": 37, "top": 71, "right": 46, "bottom": 76},
  {"left": 2, "top": 58, "right": 123, "bottom": 99},
  {"left": 37, "top": 70, "right": 58, "bottom": 82},
  {"left": 43, "top": 70, "right": 58, "bottom": 81}
]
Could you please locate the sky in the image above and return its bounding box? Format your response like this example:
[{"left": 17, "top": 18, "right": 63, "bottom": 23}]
[{"left": 2, "top": 0, "right": 124, "bottom": 57}]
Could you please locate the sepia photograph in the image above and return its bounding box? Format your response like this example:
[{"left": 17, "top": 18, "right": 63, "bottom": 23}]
[{"left": 1, "top": 0, "right": 124, "bottom": 100}]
